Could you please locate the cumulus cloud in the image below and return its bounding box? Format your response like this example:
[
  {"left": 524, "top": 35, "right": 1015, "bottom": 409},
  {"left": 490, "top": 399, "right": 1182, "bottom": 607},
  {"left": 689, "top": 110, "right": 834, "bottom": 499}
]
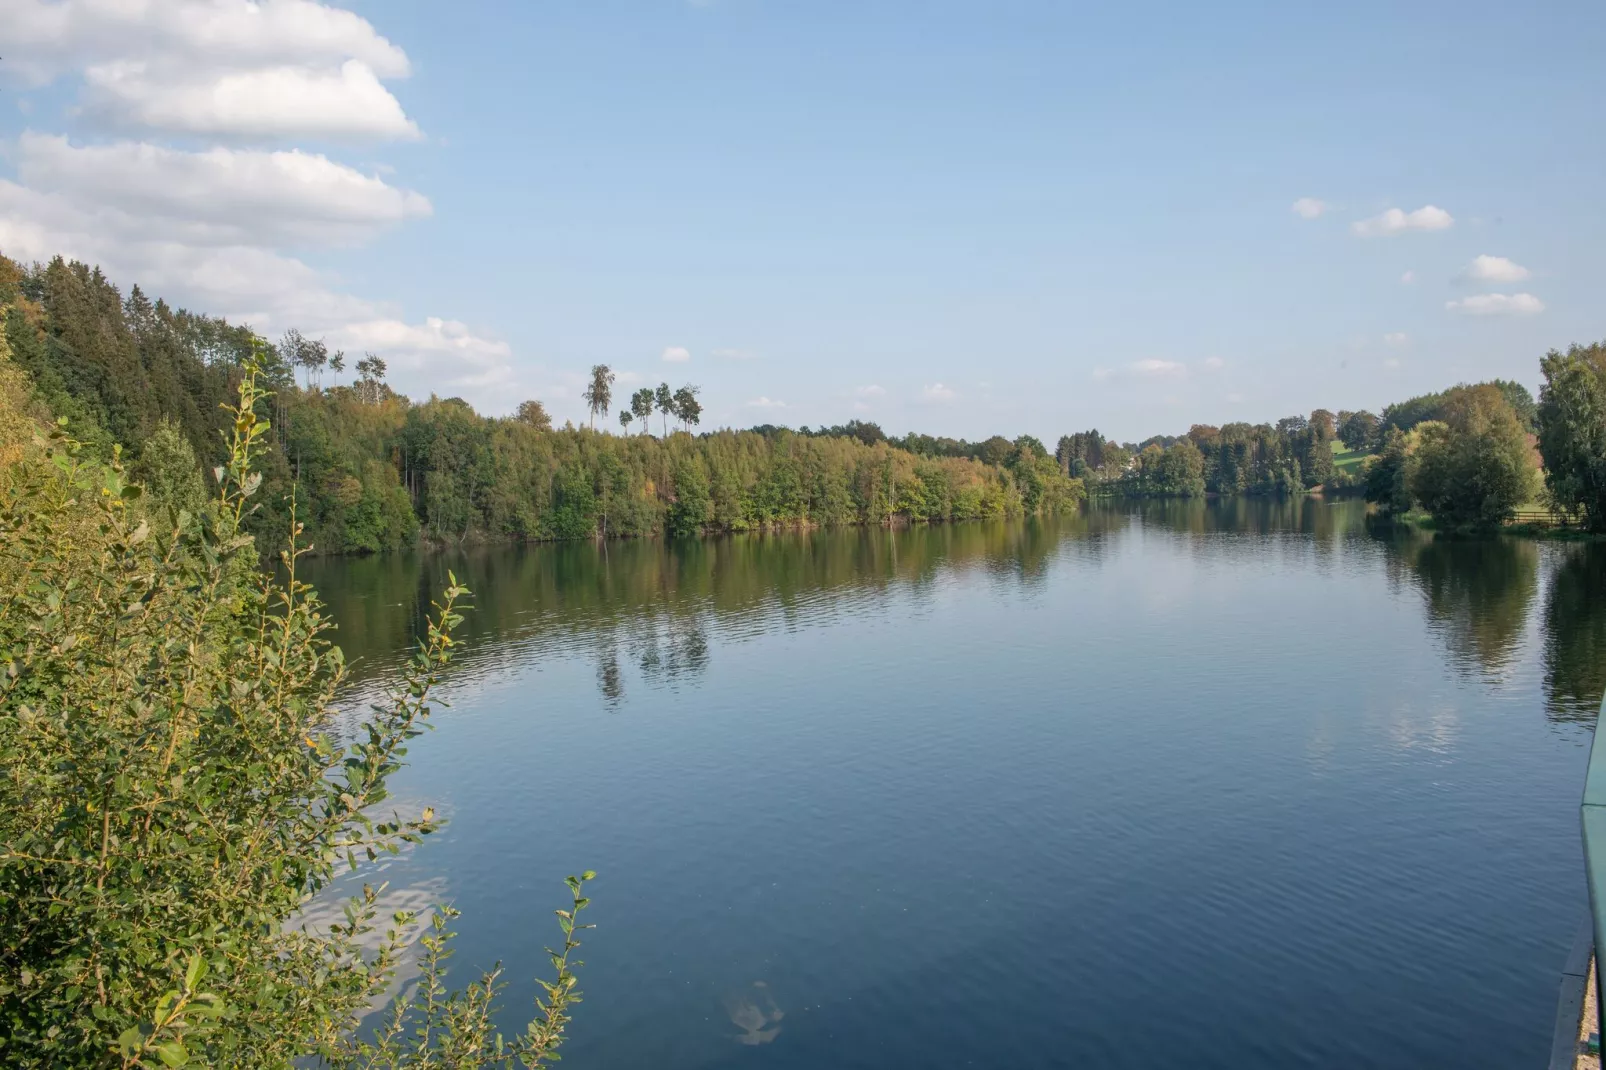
[
  {"left": 855, "top": 384, "right": 885, "bottom": 397},
  {"left": 746, "top": 396, "right": 785, "bottom": 409},
  {"left": 921, "top": 382, "right": 958, "bottom": 402},
  {"left": 3, "top": 0, "right": 411, "bottom": 86},
  {"left": 15, "top": 133, "right": 430, "bottom": 246},
  {"left": 5, "top": 0, "right": 418, "bottom": 142},
  {"left": 1460, "top": 254, "right": 1531, "bottom": 284},
  {"left": 335, "top": 316, "right": 514, "bottom": 387},
  {"left": 711, "top": 347, "right": 756, "bottom": 359},
  {"left": 661, "top": 345, "right": 691, "bottom": 362},
  {"left": 1201, "top": 357, "right": 1225, "bottom": 372},
  {"left": 82, "top": 59, "right": 420, "bottom": 140},
  {"left": 1131, "top": 359, "right": 1187, "bottom": 378},
  {"left": 1444, "top": 293, "right": 1545, "bottom": 316},
  {"left": 1350, "top": 205, "right": 1454, "bottom": 237},
  {"left": 0, "top": 2, "right": 516, "bottom": 411},
  {"left": 1383, "top": 332, "right": 1409, "bottom": 346},
  {"left": 1291, "top": 197, "right": 1329, "bottom": 219}
]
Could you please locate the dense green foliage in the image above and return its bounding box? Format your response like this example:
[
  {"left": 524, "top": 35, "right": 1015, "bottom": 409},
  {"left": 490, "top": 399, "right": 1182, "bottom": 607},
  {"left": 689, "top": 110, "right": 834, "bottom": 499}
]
[
  {"left": 1053, "top": 414, "right": 1341, "bottom": 497},
  {"left": 1338, "top": 410, "right": 1381, "bottom": 451},
  {"left": 1363, "top": 385, "right": 1540, "bottom": 527},
  {"left": 1537, "top": 341, "right": 1606, "bottom": 532},
  {"left": 0, "top": 362, "right": 593, "bottom": 1068},
  {"left": 1364, "top": 428, "right": 1417, "bottom": 515},
  {"left": 1382, "top": 379, "right": 1537, "bottom": 435},
  {"left": 5, "top": 250, "right": 1605, "bottom": 538},
  {"left": 1407, "top": 386, "right": 1539, "bottom": 527},
  {"left": 0, "top": 255, "right": 1081, "bottom": 556}
]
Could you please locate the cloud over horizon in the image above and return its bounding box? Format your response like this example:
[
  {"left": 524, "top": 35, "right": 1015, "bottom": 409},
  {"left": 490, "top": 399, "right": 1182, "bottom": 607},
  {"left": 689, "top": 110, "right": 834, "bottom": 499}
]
[
  {"left": 1351, "top": 205, "right": 1454, "bottom": 237},
  {"left": 0, "top": 0, "right": 516, "bottom": 409},
  {"left": 1444, "top": 293, "right": 1545, "bottom": 316}
]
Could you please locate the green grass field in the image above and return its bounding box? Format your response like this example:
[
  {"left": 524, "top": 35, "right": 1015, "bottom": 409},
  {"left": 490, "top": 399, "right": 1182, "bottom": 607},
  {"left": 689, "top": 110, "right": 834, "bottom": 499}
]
[{"left": 1331, "top": 439, "right": 1373, "bottom": 474}]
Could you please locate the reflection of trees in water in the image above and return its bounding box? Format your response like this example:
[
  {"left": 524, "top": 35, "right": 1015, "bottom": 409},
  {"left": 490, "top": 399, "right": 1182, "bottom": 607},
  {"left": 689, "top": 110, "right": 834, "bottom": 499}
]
[
  {"left": 590, "top": 613, "right": 713, "bottom": 705},
  {"left": 1106, "top": 494, "right": 1369, "bottom": 544},
  {"left": 631, "top": 614, "right": 710, "bottom": 686},
  {"left": 301, "top": 516, "right": 1117, "bottom": 698},
  {"left": 981, "top": 517, "right": 1059, "bottom": 588},
  {"left": 596, "top": 648, "right": 624, "bottom": 705},
  {"left": 1544, "top": 544, "right": 1606, "bottom": 725},
  {"left": 1379, "top": 530, "right": 1538, "bottom": 682}
]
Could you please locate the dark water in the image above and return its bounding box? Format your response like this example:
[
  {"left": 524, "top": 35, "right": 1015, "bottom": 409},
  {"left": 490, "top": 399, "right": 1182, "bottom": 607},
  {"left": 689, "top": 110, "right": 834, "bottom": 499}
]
[{"left": 300, "top": 499, "right": 1606, "bottom": 1069}]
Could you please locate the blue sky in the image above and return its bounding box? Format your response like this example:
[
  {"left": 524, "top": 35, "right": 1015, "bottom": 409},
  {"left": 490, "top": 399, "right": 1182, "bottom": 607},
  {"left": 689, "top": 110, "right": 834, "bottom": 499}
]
[{"left": 3, "top": 0, "right": 1604, "bottom": 441}]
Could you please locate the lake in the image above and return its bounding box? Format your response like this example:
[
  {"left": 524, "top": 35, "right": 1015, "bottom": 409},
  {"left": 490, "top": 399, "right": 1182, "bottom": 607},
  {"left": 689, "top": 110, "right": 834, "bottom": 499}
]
[{"left": 300, "top": 498, "right": 1606, "bottom": 1069}]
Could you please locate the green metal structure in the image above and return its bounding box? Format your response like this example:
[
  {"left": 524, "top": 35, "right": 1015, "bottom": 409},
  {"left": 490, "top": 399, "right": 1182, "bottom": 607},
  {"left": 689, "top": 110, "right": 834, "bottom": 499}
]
[{"left": 1559, "top": 692, "right": 1606, "bottom": 1068}]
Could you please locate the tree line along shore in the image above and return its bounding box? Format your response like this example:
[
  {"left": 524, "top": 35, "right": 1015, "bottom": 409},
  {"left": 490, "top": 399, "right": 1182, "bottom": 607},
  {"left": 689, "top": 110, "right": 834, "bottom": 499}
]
[{"left": 4, "top": 253, "right": 1605, "bottom": 553}]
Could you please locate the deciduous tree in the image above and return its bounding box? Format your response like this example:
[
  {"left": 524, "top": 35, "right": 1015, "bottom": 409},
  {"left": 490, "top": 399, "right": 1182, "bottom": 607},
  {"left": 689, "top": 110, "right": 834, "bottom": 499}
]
[
  {"left": 582, "top": 364, "right": 615, "bottom": 431},
  {"left": 1409, "top": 384, "right": 1539, "bottom": 526},
  {"left": 1537, "top": 342, "right": 1606, "bottom": 531}
]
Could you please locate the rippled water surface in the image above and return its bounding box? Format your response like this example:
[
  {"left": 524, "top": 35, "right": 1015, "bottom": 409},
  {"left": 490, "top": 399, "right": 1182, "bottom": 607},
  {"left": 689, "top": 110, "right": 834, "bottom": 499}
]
[{"left": 300, "top": 499, "right": 1606, "bottom": 1069}]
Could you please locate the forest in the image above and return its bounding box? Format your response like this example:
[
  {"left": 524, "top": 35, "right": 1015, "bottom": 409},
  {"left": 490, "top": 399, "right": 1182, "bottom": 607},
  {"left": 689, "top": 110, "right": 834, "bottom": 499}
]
[
  {"left": 0, "top": 255, "right": 1080, "bottom": 555},
  {"left": 4, "top": 252, "right": 1606, "bottom": 548}
]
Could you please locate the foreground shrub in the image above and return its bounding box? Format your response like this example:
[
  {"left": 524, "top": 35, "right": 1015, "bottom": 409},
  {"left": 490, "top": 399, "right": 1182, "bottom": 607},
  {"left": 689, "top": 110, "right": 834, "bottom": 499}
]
[{"left": 0, "top": 361, "right": 591, "bottom": 1068}]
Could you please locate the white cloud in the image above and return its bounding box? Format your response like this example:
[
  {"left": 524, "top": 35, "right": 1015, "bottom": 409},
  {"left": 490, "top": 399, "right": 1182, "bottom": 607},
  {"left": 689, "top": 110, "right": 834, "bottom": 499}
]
[
  {"left": 855, "top": 384, "right": 885, "bottom": 397},
  {"left": 1445, "top": 292, "right": 1545, "bottom": 316},
  {"left": 1131, "top": 359, "right": 1187, "bottom": 378},
  {"left": 1225, "top": 392, "right": 1246, "bottom": 403},
  {"left": 1201, "top": 357, "right": 1225, "bottom": 372},
  {"left": 1351, "top": 205, "right": 1454, "bottom": 237},
  {"left": 1461, "top": 254, "right": 1531, "bottom": 284},
  {"left": 660, "top": 345, "right": 691, "bottom": 362},
  {"left": 5, "top": 0, "right": 417, "bottom": 141},
  {"left": 15, "top": 134, "right": 430, "bottom": 246},
  {"left": 3, "top": 0, "right": 411, "bottom": 84},
  {"left": 746, "top": 396, "right": 785, "bottom": 409},
  {"left": 1093, "top": 359, "right": 1195, "bottom": 383},
  {"left": 1291, "top": 197, "right": 1329, "bottom": 219},
  {"left": 1383, "top": 332, "right": 1409, "bottom": 346},
  {"left": 711, "top": 347, "right": 756, "bottom": 359},
  {"left": 334, "top": 316, "right": 513, "bottom": 389},
  {"left": 0, "top": 1, "right": 523, "bottom": 412},
  {"left": 921, "top": 382, "right": 958, "bottom": 402},
  {"left": 1383, "top": 358, "right": 1401, "bottom": 370},
  {"left": 83, "top": 59, "right": 420, "bottom": 140},
  {"left": 1400, "top": 270, "right": 1416, "bottom": 285}
]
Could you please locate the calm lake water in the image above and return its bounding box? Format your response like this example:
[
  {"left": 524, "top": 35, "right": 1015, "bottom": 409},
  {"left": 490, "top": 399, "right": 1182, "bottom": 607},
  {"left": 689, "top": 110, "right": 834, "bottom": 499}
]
[{"left": 300, "top": 499, "right": 1606, "bottom": 1069}]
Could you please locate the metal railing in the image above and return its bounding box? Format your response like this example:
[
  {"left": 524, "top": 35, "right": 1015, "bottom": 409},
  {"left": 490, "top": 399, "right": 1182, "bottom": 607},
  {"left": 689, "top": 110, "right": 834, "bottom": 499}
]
[
  {"left": 1555, "top": 691, "right": 1606, "bottom": 1068},
  {"left": 1511, "top": 509, "right": 1579, "bottom": 530}
]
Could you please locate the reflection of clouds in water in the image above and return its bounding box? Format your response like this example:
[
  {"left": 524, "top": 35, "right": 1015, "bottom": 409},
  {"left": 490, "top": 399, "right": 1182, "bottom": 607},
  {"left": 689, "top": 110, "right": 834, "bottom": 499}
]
[
  {"left": 724, "top": 981, "right": 784, "bottom": 1046},
  {"left": 1375, "top": 701, "right": 1459, "bottom": 757}
]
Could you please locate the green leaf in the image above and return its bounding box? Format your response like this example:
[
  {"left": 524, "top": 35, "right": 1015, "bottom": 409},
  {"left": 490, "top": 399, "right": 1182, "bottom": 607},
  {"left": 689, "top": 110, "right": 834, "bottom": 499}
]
[{"left": 155, "top": 1039, "right": 189, "bottom": 1066}]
